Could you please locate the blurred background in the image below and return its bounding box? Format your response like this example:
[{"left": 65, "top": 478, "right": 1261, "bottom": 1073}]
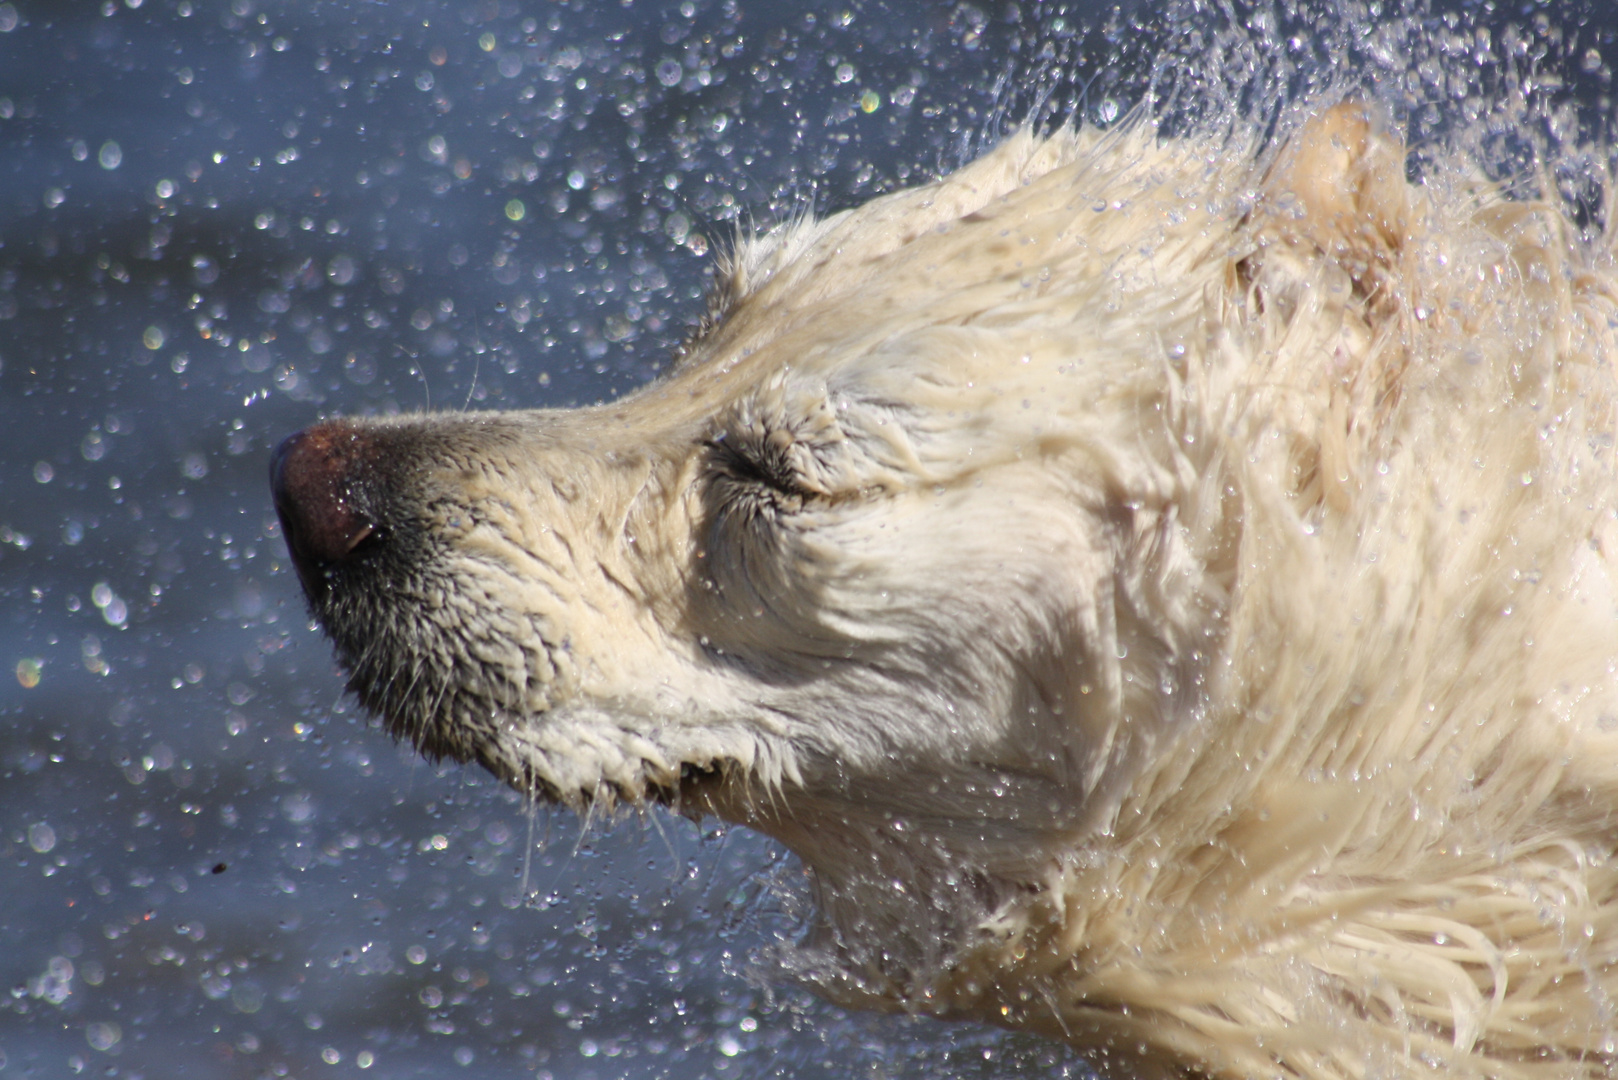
[{"left": 1, "top": 1, "right": 1614, "bottom": 1078}]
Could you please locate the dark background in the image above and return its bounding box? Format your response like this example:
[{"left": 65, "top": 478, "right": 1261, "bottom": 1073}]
[{"left": 1, "top": 1, "right": 1613, "bottom": 1078}]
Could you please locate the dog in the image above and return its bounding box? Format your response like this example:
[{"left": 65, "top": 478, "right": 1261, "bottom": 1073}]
[{"left": 272, "top": 104, "right": 1618, "bottom": 1077}]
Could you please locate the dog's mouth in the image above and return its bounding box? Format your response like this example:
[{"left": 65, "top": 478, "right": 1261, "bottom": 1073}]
[
  {"left": 475, "top": 746, "right": 734, "bottom": 816},
  {"left": 673, "top": 761, "right": 732, "bottom": 810}
]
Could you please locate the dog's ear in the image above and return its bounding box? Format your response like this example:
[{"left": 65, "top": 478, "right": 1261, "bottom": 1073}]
[
  {"left": 1236, "top": 104, "right": 1415, "bottom": 513},
  {"left": 1252, "top": 102, "right": 1410, "bottom": 286}
]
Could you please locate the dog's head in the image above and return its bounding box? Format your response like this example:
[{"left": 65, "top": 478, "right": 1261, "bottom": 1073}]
[{"left": 272, "top": 128, "right": 1247, "bottom": 882}]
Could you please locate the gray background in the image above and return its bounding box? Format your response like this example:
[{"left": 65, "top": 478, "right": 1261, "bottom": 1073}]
[{"left": 1, "top": 1, "right": 1613, "bottom": 1078}]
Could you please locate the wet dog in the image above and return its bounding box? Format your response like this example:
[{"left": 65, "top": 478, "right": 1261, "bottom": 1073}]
[{"left": 273, "top": 105, "right": 1618, "bottom": 1077}]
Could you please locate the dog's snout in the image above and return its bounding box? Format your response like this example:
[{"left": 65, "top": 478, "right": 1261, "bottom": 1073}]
[{"left": 271, "top": 425, "right": 380, "bottom": 587}]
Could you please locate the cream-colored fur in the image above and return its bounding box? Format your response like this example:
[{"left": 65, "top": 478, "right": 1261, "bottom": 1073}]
[{"left": 277, "top": 104, "right": 1618, "bottom": 1077}]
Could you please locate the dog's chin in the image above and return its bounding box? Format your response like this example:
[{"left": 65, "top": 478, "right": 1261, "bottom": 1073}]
[{"left": 390, "top": 701, "right": 745, "bottom": 816}]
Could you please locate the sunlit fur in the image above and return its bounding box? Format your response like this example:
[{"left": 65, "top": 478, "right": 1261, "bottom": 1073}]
[{"left": 297, "top": 104, "right": 1618, "bottom": 1078}]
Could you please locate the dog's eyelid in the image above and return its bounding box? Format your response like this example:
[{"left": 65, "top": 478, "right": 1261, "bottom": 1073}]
[{"left": 703, "top": 433, "right": 815, "bottom": 501}]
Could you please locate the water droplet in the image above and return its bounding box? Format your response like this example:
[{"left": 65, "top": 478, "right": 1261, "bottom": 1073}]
[
  {"left": 327, "top": 254, "right": 357, "bottom": 284},
  {"left": 280, "top": 792, "right": 315, "bottom": 823},
  {"left": 15, "top": 658, "right": 42, "bottom": 689}
]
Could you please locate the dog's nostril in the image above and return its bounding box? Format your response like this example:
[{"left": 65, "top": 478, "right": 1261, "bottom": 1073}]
[
  {"left": 270, "top": 426, "right": 380, "bottom": 572},
  {"left": 344, "top": 521, "right": 378, "bottom": 554}
]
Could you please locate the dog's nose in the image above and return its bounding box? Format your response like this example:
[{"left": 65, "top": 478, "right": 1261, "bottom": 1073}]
[{"left": 270, "top": 425, "right": 380, "bottom": 588}]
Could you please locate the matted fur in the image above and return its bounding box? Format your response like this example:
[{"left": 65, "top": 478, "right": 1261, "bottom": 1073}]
[{"left": 273, "top": 104, "right": 1618, "bottom": 1078}]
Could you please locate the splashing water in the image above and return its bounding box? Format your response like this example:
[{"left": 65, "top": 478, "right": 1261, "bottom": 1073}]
[{"left": 0, "top": 1, "right": 1613, "bottom": 1078}]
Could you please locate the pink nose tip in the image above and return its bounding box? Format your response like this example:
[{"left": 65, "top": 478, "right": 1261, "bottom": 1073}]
[{"left": 270, "top": 425, "right": 379, "bottom": 585}]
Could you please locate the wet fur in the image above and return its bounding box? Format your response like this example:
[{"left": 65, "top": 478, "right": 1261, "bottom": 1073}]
[{"left": 285, "top": 105, "right": 1618, "bottom": 1078}]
